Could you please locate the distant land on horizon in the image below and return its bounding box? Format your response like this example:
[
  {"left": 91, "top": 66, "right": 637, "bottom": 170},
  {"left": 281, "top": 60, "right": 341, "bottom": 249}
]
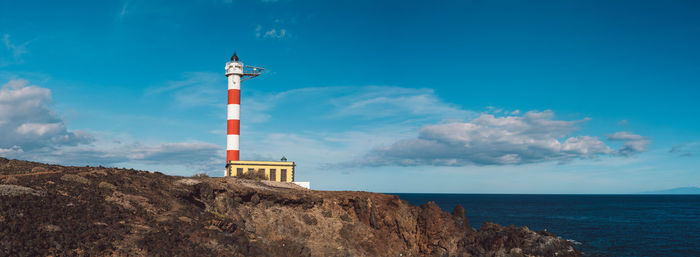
[{"left": 640, "top": 186, "right": 700, "bottom": 194}]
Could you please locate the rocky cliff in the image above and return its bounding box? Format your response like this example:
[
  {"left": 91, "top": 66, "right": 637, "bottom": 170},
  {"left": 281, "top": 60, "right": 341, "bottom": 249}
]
[{"left": 0, "top": 157, "right": 579, "bottom": 256}]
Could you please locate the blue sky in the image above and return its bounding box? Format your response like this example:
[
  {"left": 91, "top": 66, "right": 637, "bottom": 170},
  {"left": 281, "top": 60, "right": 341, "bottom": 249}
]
[{"left": 1, "top": 0, "right": 698, "bottom": 193}]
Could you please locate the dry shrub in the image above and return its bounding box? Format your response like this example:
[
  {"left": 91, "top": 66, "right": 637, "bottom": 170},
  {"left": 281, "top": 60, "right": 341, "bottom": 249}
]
[
  {"left": 105, "top": 191, "right": 155, "bottom": 213},
  {"left": 0, "top": 184, "right": 44, "bottom": 197},
  {"left": 192, "top": 173, "right": 209, "bottom": 178},
  {"left": 41, "top": 224, "right": 62, "bottom": 232},
  {"left": 61, "top": 174, "right": 89, "bottom": 184},
  {"left": 236, "top": 171, "right": 268, "bottom": 181},
  {"left": 176, "top": 179, "right": 201, "bottom": 186},
  {"left": 92, "top": 169, "right": 108, "bottom": 176},
  {"left": 98, "top": 181, "right": 116, "bottom": 190},
  {"left": 31, "top": 167, "right": 48, "bottom": 173},
  {"left": 3, "top": 176, "right": 18, "bottom": 184}
]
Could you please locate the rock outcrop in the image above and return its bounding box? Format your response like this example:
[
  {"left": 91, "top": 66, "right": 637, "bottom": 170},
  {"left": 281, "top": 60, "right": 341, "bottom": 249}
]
[{"left": 0, "top": 157, "right": 579, "bottom": 256}]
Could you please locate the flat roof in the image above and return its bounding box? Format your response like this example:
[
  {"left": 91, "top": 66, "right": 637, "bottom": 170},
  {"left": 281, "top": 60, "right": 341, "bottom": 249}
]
[{"left": 227, "top": 160, "right": 295, "bottom": 166}]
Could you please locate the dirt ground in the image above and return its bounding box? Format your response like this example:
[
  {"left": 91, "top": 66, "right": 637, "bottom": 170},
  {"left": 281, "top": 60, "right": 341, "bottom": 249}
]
[{"left": 0, "top": 157, "right": 579, "bottom": 257}]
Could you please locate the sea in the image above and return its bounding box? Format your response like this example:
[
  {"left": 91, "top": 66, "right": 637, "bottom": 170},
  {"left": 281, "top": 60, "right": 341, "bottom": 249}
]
[{"left": 390, "top": 194, "right": 700, "bottom": 257}]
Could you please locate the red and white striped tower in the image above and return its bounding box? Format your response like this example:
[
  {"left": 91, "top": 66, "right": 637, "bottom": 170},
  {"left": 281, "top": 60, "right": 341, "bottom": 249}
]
[{"left": 224, "top": 53, "right": 262, "bottom": 168}]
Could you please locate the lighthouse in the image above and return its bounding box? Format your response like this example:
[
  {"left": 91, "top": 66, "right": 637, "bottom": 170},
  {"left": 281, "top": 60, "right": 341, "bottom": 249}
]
[
  {"left": 223, "top": 53, "right": 306, "bottom": 188},
  {"left": 224, "top": 52, "right": 262, "bottom": 163}
]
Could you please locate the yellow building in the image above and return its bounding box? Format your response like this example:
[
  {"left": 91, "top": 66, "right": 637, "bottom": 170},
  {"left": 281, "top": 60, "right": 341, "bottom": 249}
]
[{"left": 226, "top": 159, "right": 295, "bottom": 182}]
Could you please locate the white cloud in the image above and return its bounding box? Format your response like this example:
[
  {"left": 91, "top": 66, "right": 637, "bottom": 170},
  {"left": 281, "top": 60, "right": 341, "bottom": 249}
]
[
  {"left": 2, "top": 34, "right": 29, "bottom": 65},
  {"left": 355, "top": 111, "right": 648, "bottom": 167},
  {"left": 0, "top": 146, "right": 23, "bottom": 155},
  {"left": 264, "top": 28, "right": 287, "bottom": 39},
  {"left": 147, "top": 71, "right": 216, "bottom": 95},
  {"left": 0, "top": 79, "right": 93, "bottom": 153},
  {"left": 127, "top": 141, "right": 222, "bottom": 167},
  {"left": 119, "top": 1, "right": 130, "bottom": 17},
  {"left": 146, "top": 72, "right": 224, "bottom": 107},
  {"left": 16, "top": 123, "right": 64, "bottom": 136},
  {"left": 669, "top": 142, "right": 697, "bottom": 157},
  {"left": 606, "top": 131, "right": 650, "bottom": 156},
  {"left": 149, "top": 73, "right": 470, "bottom": 125},
  {"left": 3, "top": 76, "right": 656, "bottom": 179},
  {"left": 561, "top": 136, "right": 612, "bottom": 156},
  {"left": 255, "top": 25, "right": 288, "bottom": 39},
  {"left": 606, "top": 131, "right": 644, "bottom": 141},
  {"left": 243, "top": 128, "right": 412, "bottom": 172},
  {"left": 245, "top": 86, "right": 471, "bottom": 125},
  {"left": 236, "top": 86, "right": 469, "bottom": 168},
  {"left": 117, "top": 0, "right": 147, "bottom": 19},
  {"left": 13, "top": 133, "right": 224, "bottom": 176},
  {"left": 0, "top": 78, "right": 223, "bottom": 176},
  {"left": 328, "top": 86, "right": 470, "bottom": 120}
]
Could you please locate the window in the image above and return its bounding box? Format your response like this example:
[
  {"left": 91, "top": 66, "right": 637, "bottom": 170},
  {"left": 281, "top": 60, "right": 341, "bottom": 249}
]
[
  {"left": 281, "top": 169, "right": 287, "bottom": 182},
  {"left": 236, "top": 168, "right": 243, "bottom": 176},
  {"left": 258, "top": 168, "right": 266, "bottom": 180},
  {"left": 270, "top": 169, "right": 276, "bottom": 181},
  {"left": 248, "top": 168, "right": 254, "bottom": 174}
]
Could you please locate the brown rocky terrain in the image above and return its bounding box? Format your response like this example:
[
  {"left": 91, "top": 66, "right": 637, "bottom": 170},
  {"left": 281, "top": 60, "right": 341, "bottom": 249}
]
[{"left": 0, "top": 157, "right": 580, "bottom": 257}]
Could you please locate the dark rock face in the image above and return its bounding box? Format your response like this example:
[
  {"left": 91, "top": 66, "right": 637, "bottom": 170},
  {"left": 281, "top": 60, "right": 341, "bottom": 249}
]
[{"left": 0, "top": 157, "right": 580, "bottom": 256}]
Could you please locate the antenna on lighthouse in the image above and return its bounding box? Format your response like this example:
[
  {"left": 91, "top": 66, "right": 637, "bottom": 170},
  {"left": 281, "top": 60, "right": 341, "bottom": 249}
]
[{"left": 224, "top": 52, "right": 263, "bottom": 167}]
